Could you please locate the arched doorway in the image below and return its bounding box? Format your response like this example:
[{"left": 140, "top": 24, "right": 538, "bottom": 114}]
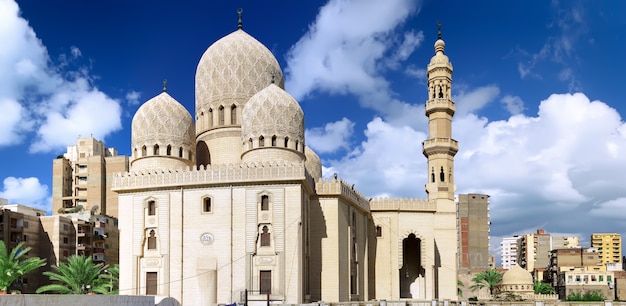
[
  {"left": 399, "top": 233, "right": 425, "bottom": 298},
  {"left": 196, "top": 141, "right": 210, "bottom": 169}
]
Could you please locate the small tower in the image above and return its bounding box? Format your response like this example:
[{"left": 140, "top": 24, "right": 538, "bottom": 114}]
[{"left": 423, "top": 23, "right": 458, "bottom": 201}]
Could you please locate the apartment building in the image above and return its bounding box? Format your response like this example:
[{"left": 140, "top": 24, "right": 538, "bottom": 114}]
[
  {"left": 457, "top": 193, "right": 491, "bottom": 272},
  {"left": 591, "top": 233, "right": 622, "bottom": 267},
  {"left": 517, "top": 229, "right": 579, "bottom": 278},
  {"left": 501, "top": 236, "right": 519, "bottom": 269}
]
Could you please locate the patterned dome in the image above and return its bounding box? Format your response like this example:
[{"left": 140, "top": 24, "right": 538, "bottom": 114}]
[
  {"left": 501, "top": 264, "right": 533, "bottom": 285},
  {"left": 195, "top": 29, "right": 284, "bottom": 117},
  {"left": 241, "top": 84, "right": 304, "bottom": 144},
  {"left": 305, "top": 146, "right": 322, "bottom": 181},
  {"left": 132, "top": 92, "right": 195, "bottom": 155}
]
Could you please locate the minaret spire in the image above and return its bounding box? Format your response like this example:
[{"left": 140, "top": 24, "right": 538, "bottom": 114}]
[
  {"left": 163, "top": 79, "right": 167, "bottom": 92},
  {"left": 237, "top": 8, "right": 243, "bottom": 29},
  {"left": 437, "top": 21, "right": 442, "bottom": 40}
]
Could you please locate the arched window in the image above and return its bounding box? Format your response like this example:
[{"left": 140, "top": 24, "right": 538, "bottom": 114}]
[
  {"left": 202, "top": 197, "right": 212, "bottom": 213},
  {"left": 249, "top": 138, "right": 253, "bottom": 150},
  {"left": 271, "top": 136, "right": 277, "bottom": 147},
  {"left": 231, "top": 104, "right": 237, "bottom": 124},
  {"left": 148, "top": 230, "right": 156, "bottom": 249},
  {"left": 166, "top": 145, "right": 172, "bottom": 156},
  {"left": 261, "top": 195, "right": 269, "bottom": 211},
  {"left": 209, "top": 108, "right": 214, "bottom": 127},
  {"left": 142, "top": 145, "right": 147, "bottom": 157},
  {"left": 261, "top": 226, "right": 270, "bottom": 247},
  {"left": 154, "top": 144, "right": 160, "bottom": 155},
  {"left": 218, "top": 106, "right": 224, "bottom": 125},
  {"left": 284, "top": 137, "right": 289, "bottom": 148},
  {"left": 259, "top": 136, "right": 265, "bottom": 147},
  {"left": 440, "top": 167, "right": 445, "bottom": 182},
  {"left": 376, "top": 226, "right": 383, "bottom": 237},
  {"left": 148, "top": 201, "right": 156, "bottom": 216},
  {"left": 295, "top": 140, "right": 299, "bottom": 151},
  {"left": 179, "top": 147, "right": 183, "bottom": 158}
]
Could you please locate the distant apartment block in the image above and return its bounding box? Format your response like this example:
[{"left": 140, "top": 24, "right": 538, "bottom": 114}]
[
  {"left": 546, "top": 247, "right": 613, "bottom": 300},
  {"left": 518, "top": 229, "right": 579, "bottom": 274},
  {"left": 457, "top": 193, "right": 491, "bottom": 272},
  {"left": 501, "top": 236, "right": 519, "bottom": 269},
  {"left": 52, "top": 137, "right": 128, "bottom": 218},
  {"left": 591, "top": 233, "right": 622, "bottom": 267}
]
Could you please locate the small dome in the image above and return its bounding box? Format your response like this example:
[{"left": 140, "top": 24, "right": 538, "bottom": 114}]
[
  {"left": 501, "top": 264, "right": 533, "bottom": 285},
  {"left": 195, "top": 29, "right": 284, "bottom": 118},
  {"left": 131, "top": 92, "right": 195, "bottom": 169},
  {"left": 242, "top": 84, "right": 304, "bottom": 145},
  {"left": 305, "top": 146, "right": 322, "bottom": 181}
]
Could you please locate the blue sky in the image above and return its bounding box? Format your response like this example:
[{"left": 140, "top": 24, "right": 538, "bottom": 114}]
[{"left": 2, "top": 0, "right": 626, "bottom": 261}]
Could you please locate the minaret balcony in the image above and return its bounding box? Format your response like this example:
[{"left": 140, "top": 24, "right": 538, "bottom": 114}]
[
  {"left": 425, "top": 98, "right": 455, "bottom": 116},
  {"left": 422, "top": 137, "right": 459, "bottom": 156}
]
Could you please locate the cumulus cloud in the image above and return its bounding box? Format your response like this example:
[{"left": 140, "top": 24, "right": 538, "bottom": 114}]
[
  {"left": 0, "top": 0, "right": 122, "bottom": 152},
  {"left": 306, "top": 117, "right": 355, "bottom": 154},
  {"left": 0, "top": 177, "right": 49, "bottom": 211},
  {"left": 454, "top": 85, "right": 500, "bottom": 117},
  {"left": 126, "top": 90, "right": 142, "bottom": 106},
  {"left": 285, "top": 0, "right": 423, "bottom": 125},
  {"left": 500, "top": 95, "right": 525, "bottom": 115}
]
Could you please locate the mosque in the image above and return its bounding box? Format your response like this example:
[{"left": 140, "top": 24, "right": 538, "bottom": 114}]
[{"left": 113, "top": 13, "right": 459, "bottom": 305}]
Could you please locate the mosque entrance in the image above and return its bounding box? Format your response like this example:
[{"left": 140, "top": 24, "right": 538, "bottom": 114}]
[{"left": 399, "top": 234, "right": 425, "bottom": 298}]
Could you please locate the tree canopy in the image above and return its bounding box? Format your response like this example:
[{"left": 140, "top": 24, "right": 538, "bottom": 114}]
[
  {"left": 0, "top": 241, "right": 46, "bottom": 292},
  {"left": 36, "top": 255, "right": 110, "bottom": 294},
  {"left": 470, "top": 269, "right": 503, "bottom": 295}
]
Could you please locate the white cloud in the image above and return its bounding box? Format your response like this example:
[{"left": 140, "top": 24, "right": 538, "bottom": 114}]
[
  {"left": 404, "top": 65, "right": 426, "bottom": 81},
  {"left": 126, "top": 90, "right": 142, "bottom": 106},
  {"left": 306, "top": 117, "right": 355, "bottom": 154},
  {"left": 454, "top": 85, "right": 500, "bottom": 117},
  {"left": 285, "top": 0, "right": 422, "bottom": 125},
  {"left": 0, "top": 0, "right": 122, "bottom": 152},
  {"left": 500, "top": 95, "right": 525, "bottom": 115},
  {"left": 0, "top": 177, "right": 49, "bottom": 211}
]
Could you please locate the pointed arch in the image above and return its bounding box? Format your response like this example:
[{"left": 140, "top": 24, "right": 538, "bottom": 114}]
[
  {"left": 259, "top": 136, "right": 265, "bottom": 147},
  {"left": 230, "top": 104, "right": 237, "bottom": 125},
  {"left": 142, "top": 145, "right": 147, "bottom": 157},
  {"left": 154, "top": 144, "right": 160, "bottom": 155},
  {"left": 271, "top": 135, "right": 277, "bottom": 147},
  {"left": 196, "top": 141, "right": 210, "bottom": 168},
  {"left": 218, "top": 105, "right": 225, "bottom": 125},
  {"left": 166, "top": 145, "right": 172, "bottom": 156},
  {"left": 209, "top": 108, "right": 214, "bottom": 127}
]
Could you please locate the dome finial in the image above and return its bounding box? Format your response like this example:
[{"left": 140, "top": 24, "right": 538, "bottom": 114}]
[
  {"left": 237, "top": 8, "right": 243, "bottom": 29},
  {"left": 437, "top": 21, "right": 442, "bottom": 40},
  {"left": 163, "top": 79, "right": 167, "bottom": 92}
]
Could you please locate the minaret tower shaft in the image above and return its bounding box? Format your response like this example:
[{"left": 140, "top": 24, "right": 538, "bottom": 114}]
[{"left": 423, "top": 24, "right": 458, "bottom": 201}]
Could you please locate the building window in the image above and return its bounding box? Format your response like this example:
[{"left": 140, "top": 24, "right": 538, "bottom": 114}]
[
  {"left": 63, "top": 250, "right": 69, "bottom": 258},
  {"left": 148, "top": 230, "right": 156, "bottom": 250},
  {"left": 259, "top": 136, "right": 264, "bottom": 147},
  {"left": 146, "top": 272, "right": 158, "bottom": 295},
  {"left": 63, "top": 237, "right": 69, "bottom": 244},
  {"left": 63, "top": 224, "right": 69, "bottom": 231},
  {"left": 23, "top": 221, "right": 28, "bottom": 228},
  {"left": 231, "top": 105, "right": 237, "bottom": 124},
  {"left": 261, "top": 226, "right": 270, "bottom": 247},
  {"left": 166, "top": 145, "right": 172, "bottom": 156},
  {"left": 271, "top": 136, "right": 277, "bottom": 146},
  {"left": 179, "top": 147, "right": 183, "bottom": 158},
  {"left": 23, "top": 235, "right": 28, "bottom": 242},
  {"left": 376, "top": 226, "right": 382, "bottom": 237},
  {"left": 203, "top": 197, "right": 212, "bottom": 213},
  {"left": 209, "top": 108, "right": 214, "bottom": 127},
  {"left": 218, "top": 106, "right": 224, "bottom": 125},
  {"left": 142, "top": 145, "right": 147, "bottom": 157},
  {"left": 154, "top": 144, "right": 160, "bottom": 155},
  {"left": 284, "top": 137, "right": 289, "bottom": 148},
  {"left": 261, "top": 195, "right": 269, "bottom": 211},
  {"left": 148, "top": 201, "right": 156, "bottom": 216},
  {"left": 260, "top": 270, "right": 271, "bottom": 294}
]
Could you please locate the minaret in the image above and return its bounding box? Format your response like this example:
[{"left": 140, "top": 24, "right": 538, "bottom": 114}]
[
  {"left": 423, "top": 24, "right": 458, "bottom": 300},
  {"left": 423, "top": 23, "right": 458, "bottom": 201}
]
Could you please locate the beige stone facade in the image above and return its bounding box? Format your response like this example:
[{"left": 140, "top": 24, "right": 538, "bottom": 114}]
[{"left": 114, "top": 23, "right": 459, "bottom": 305}]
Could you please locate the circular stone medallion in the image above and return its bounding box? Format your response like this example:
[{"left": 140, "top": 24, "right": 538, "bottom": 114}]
[{"left": 200, "top": 232, "right": 214, "bottom": 245}]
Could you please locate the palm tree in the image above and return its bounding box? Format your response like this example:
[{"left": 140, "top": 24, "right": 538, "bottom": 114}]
[
  {"left": 102, "top": 264, "right": 119, "bottom": 294},
  {"left": 470, "top": 269, "right": 503, "bottom": 295},
  {"left": 36, "top": 255, "right": 109, "bottom": 294},
  {"left": 0, "top": 241, "right": 46, "bottom": 293},
  {"left": 533, "top": 281, "right": 555, "bottom": 294},
  {"left": 457, "top": 279, "right": 464, "bottom": 297}
]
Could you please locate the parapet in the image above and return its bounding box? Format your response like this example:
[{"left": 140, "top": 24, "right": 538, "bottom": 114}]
[
  {"left": 113, "top": 161, "right": 312, "bottom": 191},
  {"left": 369, "top": 197, "right": 436, "bottom": 212},
  {"left": 315, "top": 177, "right": 370, "bottom": 212}
]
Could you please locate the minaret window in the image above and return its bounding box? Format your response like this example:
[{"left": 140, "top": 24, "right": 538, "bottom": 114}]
[
  {"left": 295, "top": 140, "right": 299, "bottom": 151},
  {"left": 259, "top": 136, "right": 265, "bottom": 147},
  {"left": 148, "top": 230, "right": 156, "bottom": 249},
  {"left": 249, "top": 138, "right": 253, "bottom": 150},
  {"left": 231, "top": 105, "right": 237, "bottom": 124},
  {"left": 431, "top": 168, "right": 435, "bottom": 183},
  {"left": 209, "top": 108, "right": 214, "bottom": 127},
  {"left": 154, "top": 144, "right": 160, "bottom": 155},
  {"left": 166, "top": 145, "right": 172, "bottom": 156},
  {"left": 179, "top": 147, "right": 183, "bottom": 158},
  {"left": 202, "top": 197, "right": 212, "bottom": 213},
  {"left": 284, "top": 137, "right": 289, "bottom": 148},
  {"left": 271, "top": 136, "right": 277, "bottom": 146},
  {"left": 218, "top": 106, "right": 225, "bottom": 125},
  {"left": 440, "top": 167, "right": 445, "bottom": 182},
  {"left": 142, "top": 146, "right": 147, "bottom": 157},
  {"left": 438, "top": 86, "right": 443, "bottom": 98},
  {"left": 261, "top": 225, "right": 270, "bottom": 246}
]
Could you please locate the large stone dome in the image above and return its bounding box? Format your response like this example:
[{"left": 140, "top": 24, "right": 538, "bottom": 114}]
[
  {"left": 305, "top": 146, "right": 322, "bottom": 181},
  {"left": 501, "top": 264, "right": 533, "bottom": 285},
  {"left": 131, "top": 91, "right": 195, "bottom": 170},
  {"left": 241, "top": 84, "right": 304, "bottom": 162},
  {"left": 195, "top": 29, "right": 284, "bottom": 119}
]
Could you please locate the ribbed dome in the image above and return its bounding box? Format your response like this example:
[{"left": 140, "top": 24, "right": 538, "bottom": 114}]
[
  {"left": 195, "top": 29, "right": 284, "bottom": 118},
  {"left": 305, "top": 146, "right": 322, "bottom": 181},
  {"left": 242, "top": 84, "right": 304, "bottom": 144},
  {"left": 501, "top": 264, "right": 533, "bottom": 285},
  {"left": 131, "top": 92, "right": 195, "bottom": 170}
]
